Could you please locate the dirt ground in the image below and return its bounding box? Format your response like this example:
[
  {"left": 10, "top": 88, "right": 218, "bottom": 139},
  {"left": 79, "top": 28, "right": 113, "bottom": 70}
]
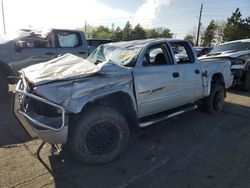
[{"left": 0, "top": 89, "right": 250, "bottom": 188}]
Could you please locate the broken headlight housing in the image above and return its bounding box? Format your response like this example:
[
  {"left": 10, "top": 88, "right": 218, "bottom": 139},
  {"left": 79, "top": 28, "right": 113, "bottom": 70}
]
[{"left": 230, "top": 57, "right": 245, "bottom": 65}]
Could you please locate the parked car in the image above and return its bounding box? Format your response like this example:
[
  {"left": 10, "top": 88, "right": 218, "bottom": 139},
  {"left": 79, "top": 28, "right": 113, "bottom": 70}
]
[
  {"left": 194, "top": 47, "right": 213, "bottom": 57},
  {"left": 0, "top": 29, "right": 88, "bottom": 99},
  {"left": 199, "top": 39, "right": 250, "bottom": 90},
  {"left": 87, "top": 38, "right": 113, "bottom": 55},
  {"left": 13, "top": 39, "right": 233, "bottom": 164}
]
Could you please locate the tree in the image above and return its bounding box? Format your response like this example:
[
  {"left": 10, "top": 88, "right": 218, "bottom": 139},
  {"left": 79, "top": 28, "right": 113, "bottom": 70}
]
[
  {"left": 91, "top": 26, "right": 112, "bottom": 38},
  {"left": 123, "top": 21, "right": 133, "bottom": 41},
  {"left": 132, "top": 24, "right": 147, "bottom": 40},
  {"left": 112, "top": 27, "right": 123, "bottom": 42},
  {"left": 202, "top": 20, "right": 217, "bottom": 46},
  {"left": 223, "top": 8, "right": 250, "bottom": 41},
  {"left": 160, "top": 28, "right": 173, "bottom": 38},
  {"left": 146, "top": 29, "right": 159, "bottom": 38},
  {"left": 184, "top": 34, "right": 195, "bottom": 46}
]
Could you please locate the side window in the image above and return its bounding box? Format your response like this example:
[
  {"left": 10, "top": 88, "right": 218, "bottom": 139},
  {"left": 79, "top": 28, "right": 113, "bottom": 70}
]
[
  {"left": 16, "top": 36, "right": 52, "bottom": 49},
  {"left": 57, "top": 32, "right": 81, "bottom": 48},
  {"left": 170, "top": 42, "right": 194, "bottom": 64},
  {"left": 143, "top": 44, "right": 171, "bottom": 66}
]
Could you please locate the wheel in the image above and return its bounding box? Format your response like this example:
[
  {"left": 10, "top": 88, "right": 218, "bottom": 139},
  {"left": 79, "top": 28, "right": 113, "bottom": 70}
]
[
  {"left": 200, "top": 84, "right": 225, "bottom": 113},
  {"left": 0, "top": 74, "right": 8, "bottom": 99},
  {"left": 243, "top": 69, "right": 250, "bottom": 91},
  {"left": 68, "top": 105, "right": 130, "bottom": 164}
]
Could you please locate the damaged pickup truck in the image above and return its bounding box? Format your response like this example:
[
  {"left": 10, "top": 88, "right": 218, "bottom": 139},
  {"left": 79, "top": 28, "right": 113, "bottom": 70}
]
[{"left": 13, "top": 39, "right": 233, "bottom": 164}]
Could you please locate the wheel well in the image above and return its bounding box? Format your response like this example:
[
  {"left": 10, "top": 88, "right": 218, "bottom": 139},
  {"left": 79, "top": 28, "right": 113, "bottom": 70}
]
[
  {"left": 211, "top": 73, "right": 226, "bottom": 97},
  {"left": 212, "top": 73, "right": 225, "bottom": 87},
  {"left": 71, "top": 92, "right": 138, "bottom": 130}
]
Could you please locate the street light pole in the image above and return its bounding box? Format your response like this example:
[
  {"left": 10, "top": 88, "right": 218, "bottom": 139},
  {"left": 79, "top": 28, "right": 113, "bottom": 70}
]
[{"left": 1, "top": 0, "right": 6, "bottom": 34}]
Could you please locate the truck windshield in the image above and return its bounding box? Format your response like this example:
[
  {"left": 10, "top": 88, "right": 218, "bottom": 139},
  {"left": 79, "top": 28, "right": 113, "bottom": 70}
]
[
  {"left": 210, "top": 41, "right": 250, "bottom": 53},
  {"left": 87, "top": 44, "right": 142, "bottom": 66}
]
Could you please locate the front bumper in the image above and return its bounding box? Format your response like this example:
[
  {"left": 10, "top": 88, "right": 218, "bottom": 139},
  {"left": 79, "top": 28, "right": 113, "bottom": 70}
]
[{"left": 13, "top": 80, "right": 68, "bottom": 144}]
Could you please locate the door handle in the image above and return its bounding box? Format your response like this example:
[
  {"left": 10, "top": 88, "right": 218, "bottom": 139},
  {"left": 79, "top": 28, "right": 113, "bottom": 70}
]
[
  {"left": 78, "top": 51, "right": 87, "bottom": 54},
  {"left": 195, "top": 69, "right": 200, "bottom": 74},
  {"left": 172, "top": 72, "right": 179, "bottom": 78},
  {"left": 45, "top": 52, "right": 55, "bottom": 55}
]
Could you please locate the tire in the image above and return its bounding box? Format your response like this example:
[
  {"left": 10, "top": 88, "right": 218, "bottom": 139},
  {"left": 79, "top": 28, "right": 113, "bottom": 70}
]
[
  {"left": 243, "top": 69, "right": 250, "bottom": 91},
  {"left": 200, "top": 84, "right": 225, "bottom": 114},
  {"left": 68, "top": 105, "right": 130, "bottom": 164},
  {"left": 0, "top": 74, "right": 8, "bottom": 99}
]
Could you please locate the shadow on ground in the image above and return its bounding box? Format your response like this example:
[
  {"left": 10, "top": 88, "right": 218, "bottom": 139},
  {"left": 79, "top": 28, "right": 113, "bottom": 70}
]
[
  {"left": 42, "top": 101, "right": 250, "bottom": 188},
  {"left": 0, "top": 93, "right": 30, "bottom": 147}
]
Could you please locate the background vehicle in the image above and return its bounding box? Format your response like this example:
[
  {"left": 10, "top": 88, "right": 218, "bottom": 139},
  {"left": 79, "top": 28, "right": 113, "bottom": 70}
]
[
  {"left": 87, "top": 38, "right": 113, "bottom": 55},
  {"left": 13, "top": 39, "right": 233, "bottom": 164},
  {"left": 0, "top": 29, "right": 88, "bottom": 99},
  {"left": 199, "top": 39, "right": 250, "bottom": 90},
  {"left": 194, "top": 47, "right": 213, "bottom": 57}
]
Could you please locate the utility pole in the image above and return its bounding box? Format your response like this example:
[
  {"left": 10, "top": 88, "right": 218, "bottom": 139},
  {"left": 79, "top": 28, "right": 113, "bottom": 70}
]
[
  {"left": 1, "top": 0, "right": 6, "bottom": 34},
  {"left": 84, "top": 20, "right": 87, "bottom": 36},
  {"left": 196, "top": 3, "right": 203, "bottom": 46}
]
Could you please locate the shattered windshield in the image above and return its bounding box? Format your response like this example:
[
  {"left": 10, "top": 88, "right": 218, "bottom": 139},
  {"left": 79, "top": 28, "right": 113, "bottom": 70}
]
[
  {"left": 87, "top": 44, "right": 142, "bottom": 66},
  {"left": 210, "top": 41, "right": 250, "bottom": 53}
]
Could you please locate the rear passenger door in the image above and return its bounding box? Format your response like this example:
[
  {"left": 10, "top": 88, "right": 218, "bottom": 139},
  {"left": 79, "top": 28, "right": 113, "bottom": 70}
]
[
  {"left": 169, "top": 41, "right": 203, "bottom": 103},
  {"left": 134, "top": 43, "right": 182, "bottom": 117},
  {"left": 54, "top": 30, "right": 88, "bottom": 58}
]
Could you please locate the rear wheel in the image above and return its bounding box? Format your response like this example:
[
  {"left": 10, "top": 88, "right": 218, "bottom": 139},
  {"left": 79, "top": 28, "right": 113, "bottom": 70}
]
[
  {"left": 0, "top": 74, "right": 8, "bottom": 99},
  {"left": 200, "top": 84, "right": 225, "bottom": 113},
  {"left": 243, "top": 69, "right": 250, "bottom": 91},
  {"left": 68, "top": 105, "right": 130, "bottom": 164}
]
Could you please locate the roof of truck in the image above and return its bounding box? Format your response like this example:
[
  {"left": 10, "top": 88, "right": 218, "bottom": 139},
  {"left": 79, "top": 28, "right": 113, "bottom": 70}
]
[{"left": 105, "top": 38, "right": 186, "bottom": 49}]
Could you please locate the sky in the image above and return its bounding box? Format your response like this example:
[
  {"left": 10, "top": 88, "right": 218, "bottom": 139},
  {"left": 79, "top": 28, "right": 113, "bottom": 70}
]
[{"left": 0, "top": 0, "right": 249, "bottom": 39}]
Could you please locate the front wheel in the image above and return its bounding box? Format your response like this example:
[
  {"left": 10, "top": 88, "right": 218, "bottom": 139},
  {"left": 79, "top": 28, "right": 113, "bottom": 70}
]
[
  {"left": 200, "top": 84, "right": 225, "bottom": 113},
  {"left": 68, "top": 105, "right": 130, "bottom": 164}
]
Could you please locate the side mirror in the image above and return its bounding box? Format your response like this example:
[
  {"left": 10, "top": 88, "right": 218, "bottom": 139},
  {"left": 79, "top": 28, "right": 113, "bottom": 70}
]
[{"left": 15, "top": 41, "right": 28, "bottom": 52}]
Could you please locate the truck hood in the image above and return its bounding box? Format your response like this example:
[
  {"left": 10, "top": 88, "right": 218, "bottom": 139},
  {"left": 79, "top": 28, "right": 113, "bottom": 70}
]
[
  {"left": 22, "top": 53, "right": 133, "bottom": 113},
  {"left": 22, "top": 53, "right": 102, "bottom": 86},
  {"left": 199, "top": 50, "right": 250, "bottom": 59}
]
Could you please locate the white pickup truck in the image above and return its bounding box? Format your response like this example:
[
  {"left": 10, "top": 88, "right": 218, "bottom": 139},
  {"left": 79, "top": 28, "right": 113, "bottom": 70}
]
[{"left": 13, "top": 39, "right": 233, "bottom": 164}]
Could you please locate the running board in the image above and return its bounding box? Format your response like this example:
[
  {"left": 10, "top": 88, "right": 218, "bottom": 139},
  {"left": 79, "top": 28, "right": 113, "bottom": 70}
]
[{"left": 139, "top": 104, "right": 198, "bottom": 128}]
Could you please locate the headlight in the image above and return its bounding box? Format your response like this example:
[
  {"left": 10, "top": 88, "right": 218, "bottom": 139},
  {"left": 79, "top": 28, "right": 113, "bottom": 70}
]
[
  {"left": 231, "top": 58, "right": 245, "bottom": 65},
  {"left": 239, "top": 54, "right": 250, "bottom": 62}
]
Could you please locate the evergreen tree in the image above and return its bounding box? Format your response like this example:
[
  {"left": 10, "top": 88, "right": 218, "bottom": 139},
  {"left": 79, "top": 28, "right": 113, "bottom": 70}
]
[
  {"left": 132, "top": 24, "right": 147, "bottom": 40},
  {"left": 202, "top": 20, "right": 217, "bottom": 46},
  {"left": 160, "top": 28, "right": 173, "bottom": 38},
  {"left": 223, "top": 8, "right": 250, "bottom": 41},
  {"left": 146, "top": 29, "right": 159, "bottom": 38},
  {"left": 123, "top": 21, "right": 133, "bottom": 41},
  {"left": 112, "top": 27, "right": 123, "bottom": 42}
]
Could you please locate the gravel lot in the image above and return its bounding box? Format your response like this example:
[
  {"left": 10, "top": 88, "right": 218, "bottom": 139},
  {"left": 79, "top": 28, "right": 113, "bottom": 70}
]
[{"left": 0, "top": 89, "right": 250, "bottom": 188}]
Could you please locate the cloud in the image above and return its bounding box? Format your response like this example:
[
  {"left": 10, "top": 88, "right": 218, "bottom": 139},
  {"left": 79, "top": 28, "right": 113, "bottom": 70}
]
[
  {"left": 1, "top": 0, "right": 133, "bottom": 33},
  {"left": 134, "top": 0, "right": 174, "bottom": 27}
]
